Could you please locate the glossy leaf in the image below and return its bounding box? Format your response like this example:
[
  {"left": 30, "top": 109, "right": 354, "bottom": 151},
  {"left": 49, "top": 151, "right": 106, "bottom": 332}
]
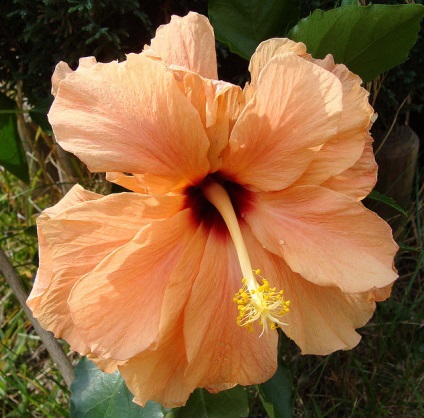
[
  {"left": 258, "top": 361, "right": 292, "bottom": 418},
  {"left": 70, "top": 358, "right": 167, "bottom": 418},
  {"left": 209, "top": 0, "right": 300, "bottom": 60},
  {"left": 0, "top": 92, "right": 29, "bottom": 183},
  {"left": 289, "top": 4, "right": 424, "bottom": 81},
  {"left": 171, "top": 386, "right": 249, "bottom": 418}
]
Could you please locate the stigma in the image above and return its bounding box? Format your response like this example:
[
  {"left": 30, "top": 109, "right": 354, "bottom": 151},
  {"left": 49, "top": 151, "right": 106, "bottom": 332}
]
[{"left": 202, "top": 181, "right": 290, "bottom": 336}]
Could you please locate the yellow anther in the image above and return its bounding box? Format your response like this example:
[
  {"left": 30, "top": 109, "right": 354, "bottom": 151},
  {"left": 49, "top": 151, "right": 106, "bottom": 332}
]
[{"left": 233, "top": 270, "right": 290, "bottom": 336}]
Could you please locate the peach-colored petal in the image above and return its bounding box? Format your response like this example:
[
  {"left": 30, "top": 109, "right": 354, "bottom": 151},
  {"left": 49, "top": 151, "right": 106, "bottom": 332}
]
[
  {"left": 205, "top": 82, "right": 245, "bottom": 172},
  {"left": 295, "top": 58, "right": 374, "bottom": 187},
  {"left": 369, "top": 283, "right": 393, "bottom": 302},
  {"left": 68, "top": 209, "right": 200, "bottom": 360},
  {"left": 27, "top": 185, "right": 103, "bottom": 353},
  {"left": 119, "top": 316, "right": 193, "bottom": 408},
  {"left": 294, "top": 135, "right": 365, "bottom": 188},
  {"left": 43, "top": 183, "right": 102, "bottom": 218},
  {"left": 248, "top": 38, "right": 309, "bottom": 92},
  {"left": 77, "top": 56, "right": 97, "bottom": 68},
  {"left": 242, "top": 226, "right": 384, "bottom": 354},
  {"left": 245, "top": 185, "right": 398, "bottom": 293},
  {"left": 241, "top": 233, "right": 381, "bottom": 354},
  {"left": 118, "top": 225, "right": 209, "bottom": 407},
  {"left": 49, "top": 53, "right": 210, "bottom": 193},
  {"left": 183, "top": 224, "right": 278, "bottom": 389},
  {"left": 220, "top": 52, "right": 343, "bottom": 191},
  {"left": 92, "top": 217, "right": 209, "bottom": 405},
  {"left": 322, "top": 135, "right": 377, "bottom": 200},
  {"left": 51, "top": 57, "right": 98, "bottom": 96},
  {"left": 247, "top": 46, "right": 374, "bottom": 189},
  {"left": 28, "top": 189, "right": 184, "bottom": 353},
  {"left": 283, "top": 281, "right": 381, "bottom": 354},
  {"left": 105, "top": 172, "right": 148, "bottom": 193},
  {"left": 28, "top": 227, "right": 89, "bottom": 355},
  {"left": 87, "top": 355, "right": 124, "bottom": 374},
  {"left": 145, "top": 12, "right": 217, "bottom": 80},
  {"left": 28, "top": 228, "right": 53, "bottom": 303},
  {"left": 51, "top": 62, "right": 72, "bottom": 96},
  {"left": 93, "top": 221, "right": 208, "bottom": 401},
  {"left": 171, "top": 68, "right": 245, "bottom": 171}
]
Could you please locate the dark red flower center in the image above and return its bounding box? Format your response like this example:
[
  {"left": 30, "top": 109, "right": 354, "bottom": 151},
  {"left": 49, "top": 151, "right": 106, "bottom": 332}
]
[{"left": 184, "top": 173, "right": 252, "bottom": 233}]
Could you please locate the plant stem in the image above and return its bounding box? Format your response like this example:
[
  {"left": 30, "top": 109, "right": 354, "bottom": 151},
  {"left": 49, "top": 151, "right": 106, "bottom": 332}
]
[{"left": 0, "top": 247, "right": 75, "bottom": 388}]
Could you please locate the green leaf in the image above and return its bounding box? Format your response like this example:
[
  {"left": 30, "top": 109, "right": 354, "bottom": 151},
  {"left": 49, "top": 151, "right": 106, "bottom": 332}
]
[
  {"left": 0, "top": 93, "right": 29, "bottom": 183},
  {"left": 258, "top": 361, "right": 292, "bottom": 418},
  {"left": 288, "top": 4, "right": 424, "bottom": 81},
  {"left": 70, "top": 358, "right": 167, "bottom": 418},
  {"left": 171, "top": 386, "right": 249, "bottom": 418},
  {"left": 367, "top": 190, "right": 408, "bottom": 217},
  {"left": 209, "top": 0, "right": 300, "bottom": 60},
  {"left": 29, "top": 95, "right": 53, "bottom": 135}
]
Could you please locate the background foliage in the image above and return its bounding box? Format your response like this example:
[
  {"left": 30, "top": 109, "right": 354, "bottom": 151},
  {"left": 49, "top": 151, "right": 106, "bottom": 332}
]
[{"left": 1, "top": 0, "right": 423, "bottom": 417}]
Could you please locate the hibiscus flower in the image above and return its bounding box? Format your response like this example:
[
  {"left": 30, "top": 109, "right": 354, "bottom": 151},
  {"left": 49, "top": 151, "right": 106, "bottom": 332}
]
[{"left": 27, "top": 12, "right": 398, "bottom": 407}]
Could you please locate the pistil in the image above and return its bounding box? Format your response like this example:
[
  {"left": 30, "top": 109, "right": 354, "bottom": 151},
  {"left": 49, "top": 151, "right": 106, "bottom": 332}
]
[{"left": 202, "top": 181, "right": 290, "bottom": 336}]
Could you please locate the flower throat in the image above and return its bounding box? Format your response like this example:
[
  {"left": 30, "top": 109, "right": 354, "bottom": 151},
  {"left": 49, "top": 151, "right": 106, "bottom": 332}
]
[{"left": 202, "top": 181, "right": 290, "bottom": 336}]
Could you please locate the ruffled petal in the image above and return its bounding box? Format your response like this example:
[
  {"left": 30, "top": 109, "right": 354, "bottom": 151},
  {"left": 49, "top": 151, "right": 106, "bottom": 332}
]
[
  {"left": 205, "top": 82, "right": 245, "bottom": 172},
  {"left": 183, "top": 224, "right": 278, "bottom": 389},
  {"left": 119, "top": 317, "right": 193, "bottom": 408},
  {"left": 171, "top": 68, "right": 245, "bottom": 171},
  {"left": 28, "top": 187, "right": 184, "bottom": 353},
  {"left": 118, "top": 224, "right": 209, "bottom": 407},
  {"left": 87, "top": 355, "right": 124, "bottom": 374},
  {"left": 49, "top": 53, "right": 210, "bottom": 193},
  {"left": 248, "top": 38, "right": 309, "bottom": 91},
  {"left": 221, "top": 52, "right": 343, "bottom": 191},
  {"left": 51, "top": 57, "right": 97, "bottom": 96},
  {"left": 51, "top": 62, "right": 72, "bottom": 96},
  {"left": 27, "top": 185, "right": 103, "bottom": 353},
  {"left": 295, "top": 57, "right": 374, "bottom": 187},
  {"left": 145, "top": 12, "right": 218, "bottom": 80},
  {"left": 43, "top": 183, "right": 102, "bottom": 218},
  {"left": 240, "top": 232, "right": 386, "bottom": 354},
  {"left": 68, "top": 209, "right": 200, "bottom": 360},
  {"left": 105, "top": 172, "right": 147, "bottom": 193},
  {"left": 284, "top": 280, "right": 388, "bottom": 355},
  {"left": 247, "top": 44, "right": 375, "bottom": 190},
  {"left": 245, "top": 185, "right": 398, "bottom": 293},
  {"left": 28, "top": 185, "right": 102, "bottom": 303},
  {"left": 322, "top": 134, "right": 377, "bottom": 200}
]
